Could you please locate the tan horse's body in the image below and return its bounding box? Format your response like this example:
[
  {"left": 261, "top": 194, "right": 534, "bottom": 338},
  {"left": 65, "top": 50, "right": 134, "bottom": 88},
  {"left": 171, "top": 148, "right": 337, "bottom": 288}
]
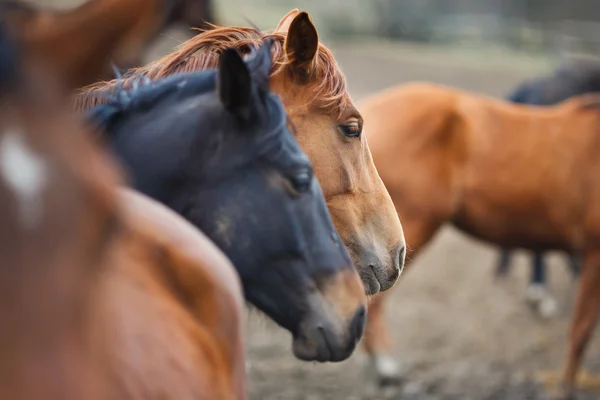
[
  {"left": 360, "top": 82, "right": 600, "bottom": 398},
  {"left": 75, "top": 9, "right": 406, "bottom": 296},
  {"left": 0, "top": 5, "right": 245, "bottom": 400}
]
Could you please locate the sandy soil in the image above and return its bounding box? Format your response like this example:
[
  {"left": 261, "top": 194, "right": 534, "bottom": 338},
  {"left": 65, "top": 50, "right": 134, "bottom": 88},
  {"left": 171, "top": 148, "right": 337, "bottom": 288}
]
[{"left": 25, "top": 1, "right": 600, "bottom": 398}]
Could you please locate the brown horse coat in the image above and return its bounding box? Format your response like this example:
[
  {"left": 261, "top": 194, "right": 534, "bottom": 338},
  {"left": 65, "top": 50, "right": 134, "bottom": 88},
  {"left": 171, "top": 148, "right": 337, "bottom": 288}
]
[
  {"left": 100, "top": 189, "right": 246, "bottom": 400},
  {"left": 360, "top": 82, "right": 600, "bottom": 397},
  {"left": 3, "top": 0, "right": 192, "bottom": 88}
]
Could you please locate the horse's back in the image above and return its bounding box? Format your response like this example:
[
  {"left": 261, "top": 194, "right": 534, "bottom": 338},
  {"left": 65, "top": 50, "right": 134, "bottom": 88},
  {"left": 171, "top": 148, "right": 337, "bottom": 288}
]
[{"left": 100, "top": 189, "right": 245, "bottom": 400}]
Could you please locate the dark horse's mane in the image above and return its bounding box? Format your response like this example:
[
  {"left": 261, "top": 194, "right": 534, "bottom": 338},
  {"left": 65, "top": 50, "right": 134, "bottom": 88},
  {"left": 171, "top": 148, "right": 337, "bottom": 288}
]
[
  {"left": 86, "top": 39, "right": 280, "bottom": 133},
  {"left": 507, "top": 59, "right": 600, "bottom": 108},
  {"left": 85, "top": 69, "right": 218, "bottom": 132}
]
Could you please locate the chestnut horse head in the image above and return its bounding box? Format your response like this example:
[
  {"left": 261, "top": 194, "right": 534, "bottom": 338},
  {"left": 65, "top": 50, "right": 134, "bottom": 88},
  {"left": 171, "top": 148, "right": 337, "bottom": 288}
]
[{"left": 76, "top": 9, "right": 406, "bottom": 295}]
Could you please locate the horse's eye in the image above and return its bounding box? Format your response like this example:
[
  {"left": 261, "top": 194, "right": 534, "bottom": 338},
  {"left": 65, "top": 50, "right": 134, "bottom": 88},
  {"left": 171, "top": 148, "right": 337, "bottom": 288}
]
[
  {"left": 338, "top": 121, "right": 362, "bottom": 138},
  {"left": 288, "top": 170, "right": 312, "bottom": 194}
]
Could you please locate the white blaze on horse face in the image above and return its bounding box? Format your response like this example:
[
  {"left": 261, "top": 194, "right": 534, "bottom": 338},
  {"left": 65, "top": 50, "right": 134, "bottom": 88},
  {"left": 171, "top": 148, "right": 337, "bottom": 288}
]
[{"left": 0, "top": 129, "right": 48, "bottom": 229}]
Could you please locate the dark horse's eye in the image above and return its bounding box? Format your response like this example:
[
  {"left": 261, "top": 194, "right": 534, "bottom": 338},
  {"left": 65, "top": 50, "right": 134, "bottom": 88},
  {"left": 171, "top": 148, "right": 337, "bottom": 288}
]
[
  {"left": 289, "top": 170, "right": 312, "bottom": 194},
  {"left": 338, "top": 120, "right": 362, "bottom": 138}
]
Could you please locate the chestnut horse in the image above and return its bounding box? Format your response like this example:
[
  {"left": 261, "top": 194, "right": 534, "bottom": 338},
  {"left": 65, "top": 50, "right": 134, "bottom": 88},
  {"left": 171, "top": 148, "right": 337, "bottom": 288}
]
[
  {"left": 0, "top": 21, "right": 120, "bottom": 400},
  {"left": 1, "top": 0, "right": 215, "bottom": 88},
  {"left": 74, "top": 9, "right": 406, "bottom": 296},
  {"left": 0, "top": 7, "right": 246, "bottom": 400},
  {"left": 85, "top": 39, "right": 367, "bottom": 362},
  {"left": 360, "top": 81, "right": 600, "bottom": 398},
  {"left": 102, "top": 188, "right": 246, "bottom": 400}
]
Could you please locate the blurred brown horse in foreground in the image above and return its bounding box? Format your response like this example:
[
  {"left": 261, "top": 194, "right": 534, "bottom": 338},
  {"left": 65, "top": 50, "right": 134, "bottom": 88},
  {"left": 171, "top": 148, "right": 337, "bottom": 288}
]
[
  {"left": 360, "top": 81, "right": 600, "bottom": 399},
  {"left": 74, "top": 9, "right": 407, "bottom": 296},
  {"left": 1, "top": 0, "right": 216, "bottom": 88},
  {"left": 0, "top": 3, "right": 246, "bottom": 400}
]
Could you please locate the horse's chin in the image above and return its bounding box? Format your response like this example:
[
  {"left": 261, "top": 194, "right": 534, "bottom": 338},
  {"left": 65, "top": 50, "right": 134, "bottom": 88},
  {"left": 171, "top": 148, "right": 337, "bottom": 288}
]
[{"left": 359, "top": 272, "right": 382, "bottom": 296}]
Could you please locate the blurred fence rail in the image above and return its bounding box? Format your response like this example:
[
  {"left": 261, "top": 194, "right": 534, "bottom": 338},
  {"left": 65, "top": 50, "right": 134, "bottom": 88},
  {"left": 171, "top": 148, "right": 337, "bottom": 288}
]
[{"left": 217, "top": 0, "right": 600, "bottom": 59}]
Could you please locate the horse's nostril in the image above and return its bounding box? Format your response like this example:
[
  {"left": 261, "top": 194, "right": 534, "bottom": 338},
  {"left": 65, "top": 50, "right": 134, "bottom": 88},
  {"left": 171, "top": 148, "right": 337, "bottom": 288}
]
[
  {"left": 350, "top": 305, "right": 366, "bottom": 340},
  {"left": 396, "top": 245, "right": 406, "bottom": 271}
]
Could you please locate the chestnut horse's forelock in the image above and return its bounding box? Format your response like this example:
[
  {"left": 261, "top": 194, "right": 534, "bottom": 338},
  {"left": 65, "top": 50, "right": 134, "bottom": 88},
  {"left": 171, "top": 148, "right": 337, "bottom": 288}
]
[{"left": 73, "top": 24, "right": 350, "bottom": 114}]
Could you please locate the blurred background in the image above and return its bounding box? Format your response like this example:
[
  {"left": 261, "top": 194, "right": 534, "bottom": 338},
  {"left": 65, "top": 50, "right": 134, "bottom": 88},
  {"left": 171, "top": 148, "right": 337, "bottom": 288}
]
[{"left": 32, "top": 0, "right": 600, "bottom": 399}]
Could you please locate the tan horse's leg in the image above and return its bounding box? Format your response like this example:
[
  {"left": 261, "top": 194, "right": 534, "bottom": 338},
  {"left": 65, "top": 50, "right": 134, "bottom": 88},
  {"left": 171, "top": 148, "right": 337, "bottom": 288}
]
[
  {"left": 559, "top": 250, "right": 600, "bottom": 399},
  {"left": 362, "top": 216, "right": 442, "bottom": 386}
]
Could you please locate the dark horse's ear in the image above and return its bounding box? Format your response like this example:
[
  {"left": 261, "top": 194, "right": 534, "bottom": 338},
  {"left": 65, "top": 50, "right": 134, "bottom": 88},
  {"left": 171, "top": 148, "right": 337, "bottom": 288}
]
[
  {"left": 218, "top": 48, "right": 251, "bottom": 117},
  {"left": 243, "top": 38, "right": 273, "bottom": 91},
  {"left": 282, "top": 11, "right": 318, "bottom": 76}
]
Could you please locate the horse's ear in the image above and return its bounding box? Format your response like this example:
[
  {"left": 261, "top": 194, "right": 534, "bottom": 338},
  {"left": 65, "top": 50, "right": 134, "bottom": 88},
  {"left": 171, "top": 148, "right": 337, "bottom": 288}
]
[
  {"left": 243, "top": 39, "right": 272, "bottom": 91},
  {"left": 283, "top": 11, "right": 318, "bottom": 74},
  {"left": 218, "top": 48, "right": 251, "bottom": 117},
  {"left": 275, "top": 9, "right": 300, "bottom": 33}
]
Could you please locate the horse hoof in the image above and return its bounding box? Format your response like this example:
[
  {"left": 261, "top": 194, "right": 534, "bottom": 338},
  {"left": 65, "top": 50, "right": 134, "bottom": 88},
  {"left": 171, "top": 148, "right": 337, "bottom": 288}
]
[
  {"left": 525, "top": 284, "right": 559, "bottom": 319},
  {"left": 367, "top": 355, "right": 404, "bottom": 387},
  {"left": 537, "top": 296, "right": 559, "bottom": 319}
]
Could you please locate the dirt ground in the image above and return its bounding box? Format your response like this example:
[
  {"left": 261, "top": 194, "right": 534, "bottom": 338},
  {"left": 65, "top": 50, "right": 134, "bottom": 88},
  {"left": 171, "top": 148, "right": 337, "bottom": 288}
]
[{"left": 26, "top": 1, "right": 600, "bottom": 398}]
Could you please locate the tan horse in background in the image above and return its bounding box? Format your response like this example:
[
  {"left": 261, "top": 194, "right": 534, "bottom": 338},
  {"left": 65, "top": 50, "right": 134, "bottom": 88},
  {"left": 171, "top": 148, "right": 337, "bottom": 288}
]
[
  {"left": 360, "top": 81, "right": 600, "bottom": 399},
  {"left": 74, "top": 9, "right": 406, "bottom": 296},
  {"left": 0, "top": 6, "right": 246, "bottom": 400}
]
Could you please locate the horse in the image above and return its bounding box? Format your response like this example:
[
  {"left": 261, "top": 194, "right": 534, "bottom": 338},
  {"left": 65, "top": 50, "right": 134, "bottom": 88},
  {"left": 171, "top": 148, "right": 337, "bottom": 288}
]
[
  {"left": 508, "top": 59, "right": 600, "bottom": 106},
  {"left": 0, "top": 22, "right": 120, "bottom": 400},
  {"left": 85, "top": 38, "right": 368, "bottom": 363},
  {"left": 1, "top": 0, "right": 215, "bottom": 89},
  {"left": 495, "top": 60, "right": 600, "bottom": 318},
  {"left": 173, "top": 0, "right": 215, "bottom": 33},
  {"left": 101, "top": 188, "right": 247, "bottom": 400},
  {"left": 74, "top": 9, "right": 407, "bottom": 297},
  {"left": 0, "top": 7, "right": 246, "bottom": 400},
  {"left": 359, "top": 81, "right": 600, "bottom": 398}
]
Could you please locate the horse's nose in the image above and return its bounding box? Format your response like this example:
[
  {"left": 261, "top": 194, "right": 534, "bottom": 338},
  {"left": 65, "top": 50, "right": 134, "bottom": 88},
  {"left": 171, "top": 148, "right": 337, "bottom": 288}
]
[
  {"left": 360, "top": 244, "right": 404, "bottom": 294},
  {"left": 309, "top": 304, "right": 365, "bottom": 362},
  {"left": 306, "top": 268, "right": 365, "bottom": 362},
  {"left": 349, "top": 304, "right": 366, "bottom": 342}
]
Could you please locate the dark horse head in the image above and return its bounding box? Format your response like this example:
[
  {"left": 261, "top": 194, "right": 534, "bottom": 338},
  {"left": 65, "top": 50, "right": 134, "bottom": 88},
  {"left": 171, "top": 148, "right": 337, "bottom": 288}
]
[{"left": 86, "top": 40, "right": 367, "bottom": 362}]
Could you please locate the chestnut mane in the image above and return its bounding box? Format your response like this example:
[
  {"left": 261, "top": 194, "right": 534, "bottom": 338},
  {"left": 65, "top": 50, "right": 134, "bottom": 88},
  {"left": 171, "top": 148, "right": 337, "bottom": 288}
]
[{"left": 74, "top": 24, "right": 349, "bottom": 113}]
